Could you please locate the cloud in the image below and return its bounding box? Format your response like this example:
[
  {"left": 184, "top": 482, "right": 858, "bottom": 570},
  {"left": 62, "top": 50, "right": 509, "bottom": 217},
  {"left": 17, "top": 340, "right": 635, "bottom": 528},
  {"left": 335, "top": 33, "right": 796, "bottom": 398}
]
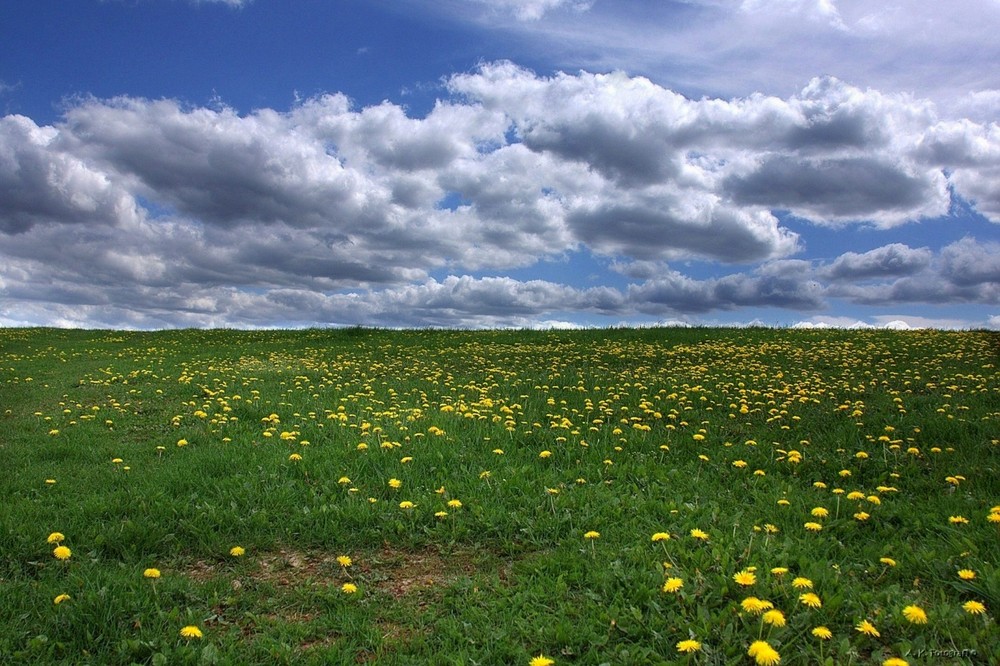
[
  {"left": 474, "top": 0, "right": 594, "bottom": 21},
  {"left": 2, "top": 63, "right": 999, "bottom": 328}
]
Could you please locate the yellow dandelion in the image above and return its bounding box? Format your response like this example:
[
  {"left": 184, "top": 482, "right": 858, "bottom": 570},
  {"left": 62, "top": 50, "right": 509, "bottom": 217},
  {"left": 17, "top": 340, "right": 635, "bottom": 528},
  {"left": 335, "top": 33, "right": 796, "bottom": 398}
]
[
  {"left": 46, "top": 532, "right": 65, "bottom": 544},
  {"left": 792, "top": 577, "right": 813, "bottom": 589},
  {"left": 902, "top": 605, "right": 927, "bottom": 624},
  {"left": 690, "top": 528, "right": 709, "bottom": 541},
  {"left": 539, "top": 450, "right": 552, "bottom": 458},
  {"left": 388, "top": 478, "right": 402, "bottom": 489},
  {"left": 53, "top": 593, "right": 71, "bottom": 605},
  {"left": 948, "top": 515, "right": 969, "bottom": 524},
  {"left": 447, "top": 499, "right": 463, "bottom": 508},
  {"left": 799, "top": 592, "right": 822, "bottom": 608},
  {"left": 882, "top": 658, "right": 909, "bottom": 666},
  {"left": 143, "top": 568, "right": 161, "bottom": 579},
  {"left": 962, "top": 600, "right": 986, "bottom": 615},
  {"left": 741, "top": 597, "right": 773, "bottom": 614},
  {"left": 776, "top": 499, "right": 790, "bottom": 506},
  {"left": 583, "top": 530, "right": 600, "bottom": 540},
  {"left": 229, "top": 546, "right": 245, "bottom": 557},
  {"left": 854, "top": 511, "right": 870, "bottom": 521},
  {"left": 762, "top": 609, "right": 786, "bottom": 627},
  {"left": 662, "top": 577, "right": 684, "bottom": 593},
  {"left": 748, "top": 640, "right": 781, "bottom": 666},
  {"left": 53, "top": 546, "right": 71, "bottom": 560},
  {"left": 288, "top": 453, "right": 302, "bottom": 461},
  {"left": 651, "top": 532, "right": 671, "bottom": 542},
  {"left": 341, "top": 582, "right": 358, "bottom": 594},
  {"left": 180, "top": 625, "right": 203, "bottom": 639},
  {"left": 676, "top": 639, "right": 701, "bottom": 654},
  {"left": 399, "top": 501, "right": 416, "bottom": 509},
  {"left": 804, "top": 521, "right": 823, "bottom": 532},
  {"left": 770, "top": 567, "right": 789, "bottom": 576},
  {"left": 530, "top": 657, "right": 555, "bottom": 666},
  {"left": 957, "top": 569, "right": 976, "bottom": 580},
  {"left": 855, "top": 619, "right": 880, "bottom": 637},
  {"left": 733, "top": 570, "right": 757, "bottom": 586},
  {"left": 810, "top": 507, "right": 829, "bottom": 518},
  {"left": 811, "top": 626, "right": 832, "bottom": 640},
  {"left": 879, "top": 557, "right": 897, "bottom": 567},
  {"left": 337, "top": 555, "right": 352, "bottom": 568}
]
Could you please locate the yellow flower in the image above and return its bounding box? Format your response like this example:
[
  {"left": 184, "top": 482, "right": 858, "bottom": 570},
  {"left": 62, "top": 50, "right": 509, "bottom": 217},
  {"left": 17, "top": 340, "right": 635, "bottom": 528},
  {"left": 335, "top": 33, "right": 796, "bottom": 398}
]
[
  {"left": 882, "top": 658, "right": 909, "bottom": 666},
  {"left": 539, "top": 450, "right": 552, "bottom": 458},
  {"left": 948, "top": 515, "right": 969, "bottom": 524},
  {"left": 447, "top": 499, "right": 463, "bottom": 508},
  {"left": 776, "top": 499, "right": 790, "bottom": 506},
  {"left": 176, "top": 439, "right": 188, "bottom": 447},
  {"left": 651, "top": 532, "right": 670, "bottom": 542},
  {"left": 690, "top": 528, "right": 709, "bottom": 541},
  {"left": 676, "top": 639, "right": 701, "bottom": 653},
  {"left": 855, "top": 619, "right": 880, "bottom": 637},
  {"left": 288, "top": 453, "right": 302, "bottom": 461},
  {"left": 53, "top": 593, "right": 71, "bottom": 605},
  {"left": 902, "top": 605, "right": 927, "bottom": 624},
  {"left": 962, "top": 600, "right": 986, "bottom": 615},
  {"left": 811, "top": 626, "right": 832, "bottom": 640},
  {"left": 435, "top": 511, "right": 448, "bottom": 518},
  {"left": 810, "top": 507, "right": 829, "bottom": 518},
  {"left": 792, "top": 577, "right": 813, "bottom": 589},
  {"left": 399, "top": 501, "right": 416, "bottom": 509},
  {"left": 388, "top": 478, "right": 402, "bottom": 489},
  {"left": 46, "top": 532, "right": 65, "bottom": 544},
  {"left": 53, "top": 546, "right": 71, "bottom": 560},
  {"left": 854, "top": 511, "right": 870, "bottom": 521},
  {"left": 661, "top": 577, "right": 683, "bottom": 593},
  {"left": 957, "top": 569, "right": 976, "bottom": 580},
  {"left": 799, "top": 592, "right": 822, "bottom": 608},
  {"left": 879, "top": 557, "right": 897, "bottom": 567},
  {"left": 733, "top": 570, "right": 756, "bottom": 586},
  {"left": 748, "top": 640, "right": 781, "bottom": 666},
  {"left": 762, "top": 609, "right": 786, "bottom": 627},
  {"left": 583, "top": 531, "right": 600, "bottom": 540},
  {"left": 804, "top": 522, "right": 823, "bottom": 532},
  {"left": 338, "top": 476, "right": 352, "bottom": 485},
  {"left": 229, "top": 546, "right": 245, "bottom": 557},
  {"left": 337, "top": 555, "right": 352, "bottom": 568},
  {"left": 530, "top": 656, "right": 555, "bottom": 666},
  {"left": 180, "top": 625, "right": 203, "bottom": 639},
  {"left": 770, "top": 567, "right": 788, "bottom": 576},
  {"left": 143, "top": 568, "right": 161, "bottom": 579},
  {"left": 741, "top": 597, "right": 773, "bottom": 614},
  {"left": 341, "top": 583, "right": 358, "bottom": 594}
]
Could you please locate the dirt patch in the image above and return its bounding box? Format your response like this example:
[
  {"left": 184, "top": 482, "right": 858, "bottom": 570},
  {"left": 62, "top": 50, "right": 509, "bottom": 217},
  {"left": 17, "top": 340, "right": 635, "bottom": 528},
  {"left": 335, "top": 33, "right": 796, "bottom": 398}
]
[{"left": 362, "top": 544, "right": 488, "bottom": 599}]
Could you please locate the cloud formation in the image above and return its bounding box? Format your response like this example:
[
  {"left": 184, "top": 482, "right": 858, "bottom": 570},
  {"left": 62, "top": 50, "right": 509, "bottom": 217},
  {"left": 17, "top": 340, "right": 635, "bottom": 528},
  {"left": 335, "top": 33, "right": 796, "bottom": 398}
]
[{"left": 2, "top": 63, "right": 999, "bottom": 328}]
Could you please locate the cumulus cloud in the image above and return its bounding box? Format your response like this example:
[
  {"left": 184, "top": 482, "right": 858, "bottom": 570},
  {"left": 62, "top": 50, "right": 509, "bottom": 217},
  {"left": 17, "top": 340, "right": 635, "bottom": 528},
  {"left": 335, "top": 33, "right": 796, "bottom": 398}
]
[{"left": 2, "top": 62, "right": 1000, "bottom": 328}]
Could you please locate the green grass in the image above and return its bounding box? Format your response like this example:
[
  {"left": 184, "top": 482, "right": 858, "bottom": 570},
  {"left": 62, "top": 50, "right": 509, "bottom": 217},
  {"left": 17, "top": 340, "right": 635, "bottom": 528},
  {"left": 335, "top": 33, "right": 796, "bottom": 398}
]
[{"left": 1, "top": 326, "right": 997, "bottom": 665}]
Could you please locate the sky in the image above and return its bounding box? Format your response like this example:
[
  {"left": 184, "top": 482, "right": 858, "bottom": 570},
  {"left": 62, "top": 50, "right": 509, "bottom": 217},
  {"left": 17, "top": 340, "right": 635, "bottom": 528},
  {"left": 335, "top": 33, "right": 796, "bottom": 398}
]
[{"left": 1, "top": 0, "right": 999, "bottom": 330}]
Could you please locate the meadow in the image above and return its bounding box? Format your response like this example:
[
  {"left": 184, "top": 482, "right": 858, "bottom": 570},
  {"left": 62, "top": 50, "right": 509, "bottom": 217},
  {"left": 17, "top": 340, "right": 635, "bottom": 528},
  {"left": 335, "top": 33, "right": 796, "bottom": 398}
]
[{"left": 0, "top": 326, "right": 997, "bottom": 665}]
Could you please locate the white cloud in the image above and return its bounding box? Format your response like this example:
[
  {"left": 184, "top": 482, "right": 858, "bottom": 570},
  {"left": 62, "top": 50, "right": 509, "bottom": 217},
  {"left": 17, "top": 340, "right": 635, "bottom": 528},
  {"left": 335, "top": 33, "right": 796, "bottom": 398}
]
[{"left": 474, "top": 0, "right": 593, "bottom": 21}]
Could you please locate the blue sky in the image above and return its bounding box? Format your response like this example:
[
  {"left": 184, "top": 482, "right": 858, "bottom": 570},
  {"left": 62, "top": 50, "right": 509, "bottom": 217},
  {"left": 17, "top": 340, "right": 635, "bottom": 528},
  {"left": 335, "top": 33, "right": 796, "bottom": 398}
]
[{"left": 1, "top": 0, "right": 998, "bottom": 329}]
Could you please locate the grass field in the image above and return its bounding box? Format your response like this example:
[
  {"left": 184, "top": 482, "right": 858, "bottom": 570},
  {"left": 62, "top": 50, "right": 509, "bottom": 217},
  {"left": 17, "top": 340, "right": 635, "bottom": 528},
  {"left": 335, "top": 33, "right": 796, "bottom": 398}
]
[{"left": 1, "top": 326, "right": 997, "bottom": 665}]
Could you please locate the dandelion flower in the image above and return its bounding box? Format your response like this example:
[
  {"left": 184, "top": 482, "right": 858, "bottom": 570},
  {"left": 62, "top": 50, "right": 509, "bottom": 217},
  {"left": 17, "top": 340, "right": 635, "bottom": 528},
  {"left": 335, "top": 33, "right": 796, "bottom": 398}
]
[
  {"left": 854, "top": 511, "right": 870, "bottom": 521},
  {"left": 690, "top": 528, "right": 709, "bottom": 541},
  {"left": 341, "top": 583, "right": 358, "bottom": 594},
  {"left": 741, "top": 597, "right": 773, "bottom": 614},
  {"left": 530, "top": 656, "right": 555, "bottom": 666},
  {"left": 948, "top": 515, "right": 969, "bottom": 524},
  {"left": 770, "top": 567, "right": 788, "bottom": 576},
  {"left": 762, "top": 609, "right": 786, "bottom": 627},
  {"left": 47, "top": 532, "right": 65, "bottom": 544},
  {"left": 583, "top": 531, "right": 600, "bottom": 540},
  {"left": 143, "top": 568, "right": 161, "bottom": 579},
  {"left": 957, "top": 569, "right": 976, "bottom": 580},
  {"left": 53, "top": 546, "right": 71, "bottom": 560},
  {"left": 399, "top": 501, "right": 416, "bottom": 510},
  {"left": 962, "top": 600, "right": 986, "bottom": 615},
  {"left": 879, "top": 557, "right": 897, "bottom": 567},
  {"left": 748, "top": 640, "right": 781, "bottom": 666},
  {"left": 776, "top": 499, "right": 790, "bottom": 506},
  {"left": 388, "top": 478, "right": 402, "bottom": 489},
  {"left": 435, "top": 511, "right": 448, "bottom": 518},
  {"left": 902, "top": 605, "right": 927, "bottom": 624},
  {"left": 180, "top": 625, "right": 203, "bottom": 639},
  {"left": 651, "top": 532, "right": 670, "bottom": 542},
  {"left": 811, "top": 626, "right": 832, "bottom": 640},
  {"left": 882, "top": 658, "right": 909, "bottom": 666},
  {"left": 338, "top": 476, "right": 352, "bottom": 485},
  {"left": 792, "top": 577, "right": 813, "bottom": 589},
  {"left": 733, "top": 570, "right": 756, "bottom": 586},
  {"left": 288, "top": 453, "right": 302, "bottom": 461},
  {"left": 337, "top": 555, "right": 352, "bottom": 568},
  {"left": 539, "top": 450, "right": 552, "bottom": 458},
  {"left": 447, "top": 499, "right": 463, "bottom": 508},
  {"left": 229, "top": 546, "right": 245, "bottom": 557},
  {"left": 662, "top": 577, "right": 683, "bottom": 593},
  {"left": 176, "top": 439, "right": 188, "bottom": 447},
  {"left": 810, "top": 507, "right": 829, "bottom": 518},
  {"left": 676, "top": 639, "right": 701, "bottom": 654},
  {"left": 804, "top": 522, "right": 823, "bottom": 532},
  {"left": 53, "top": 593, "right": 71, "bottom": 604},
  {"left": 855, "top": 619, "right": 880, "bottom": 637},
  {"left": 799, "top": 593, "right": 822, "bottom": 608}
]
